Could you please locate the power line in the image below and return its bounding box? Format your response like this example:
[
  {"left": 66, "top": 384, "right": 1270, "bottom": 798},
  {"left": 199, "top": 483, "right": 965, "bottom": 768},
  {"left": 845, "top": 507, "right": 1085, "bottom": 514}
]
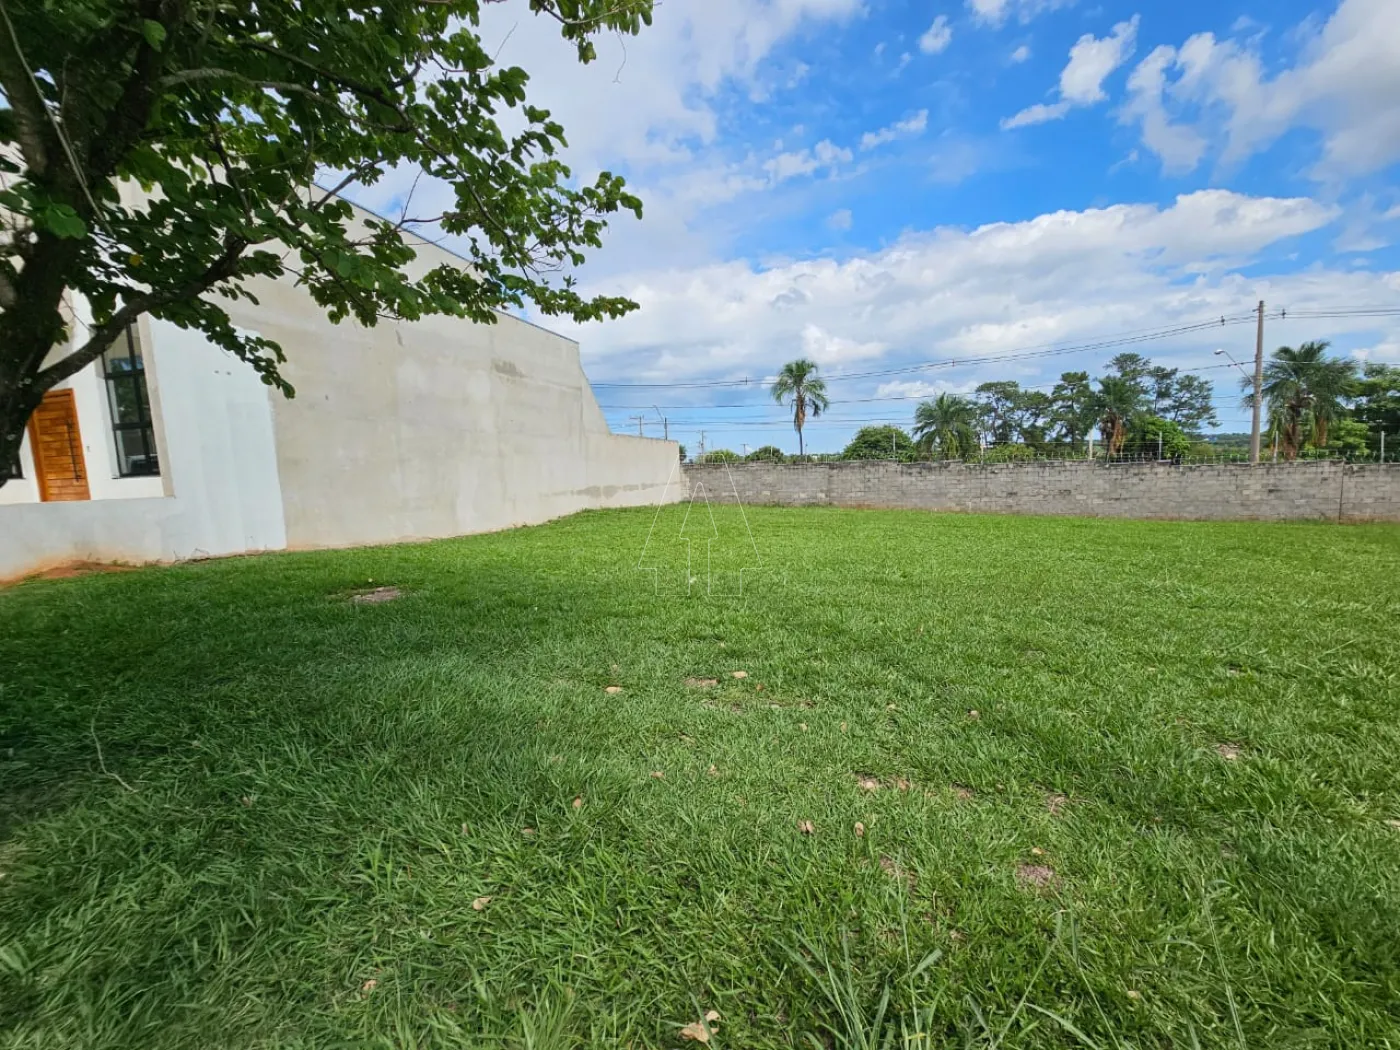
[
  {"left": 589, "top": 304, "right": 1400, "bottom": 392},
  {"left": 602, "top": 359, "right": 1247, "bottom": 413},
  {"left": 590, "top": 313, "right": 1260, "bottom": 390}
]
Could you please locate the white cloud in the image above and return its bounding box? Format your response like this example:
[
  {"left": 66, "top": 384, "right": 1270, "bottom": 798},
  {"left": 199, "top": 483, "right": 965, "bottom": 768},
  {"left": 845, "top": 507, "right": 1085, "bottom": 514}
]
[
  {"left": 859, "top": 110, "right": 930, "bottom": 150},
  {"left": 1011, "top": 45, "right": 1032, "bottom": 63},
  {"left": 801, "top": 324, "right": 888, "bottom": 365},
  {"left": 554, "top": 191, "right": 1357, "bottom": 387},
  {"left": 894, "top": 51, "right": 913, "bottom": 75},
  {"left": 1061, "top": 16, "right": 1139, "bottom": 103},
  {"left": 1121, "top": 0, "right": 1400, "bottom": 177},
  {"left": 875, "top": 379, "right": 976, "bottom": 399},
  {"left": 763, "top": 139, "right": 853, "bottom": 182},
  {"left": 1002, "top": 16, "right": 1138, "bottom": 128},
  {"left": 828, "top": 209, "right": 854, "bottom": 231},
  {"left": 1002, "top": 102, "right": 1072, "bottom": 129},
  {"left": 968, "top": 0, "right": 1077, "bottom": 28},
  {"left": 1120, "top": 45, "right": 1209, "bottom": 174},
  {"left": 919, "top": 16, "right": 953, "bottom": 55},
  {"left": 480, "top": 0, "right": 863, "bottom": 169},
  {"left": 347, "top": 0, "right": 862, "bottom": 257}
]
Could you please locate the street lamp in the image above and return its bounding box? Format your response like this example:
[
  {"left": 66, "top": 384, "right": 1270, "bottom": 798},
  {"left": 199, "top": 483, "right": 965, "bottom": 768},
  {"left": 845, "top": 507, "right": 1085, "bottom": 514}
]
[
  {"left": 1213, "top": 347, "right": 1250, "bottom": 377},
  {"left": 1214, "top": 349, "right": 1255, "bottom": 461}
]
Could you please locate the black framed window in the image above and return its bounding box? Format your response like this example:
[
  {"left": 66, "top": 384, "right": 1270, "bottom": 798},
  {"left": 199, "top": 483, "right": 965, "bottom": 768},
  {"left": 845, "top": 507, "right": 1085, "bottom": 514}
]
[{"left": 102, "top": 326, "right": 160, "bottom": 477}]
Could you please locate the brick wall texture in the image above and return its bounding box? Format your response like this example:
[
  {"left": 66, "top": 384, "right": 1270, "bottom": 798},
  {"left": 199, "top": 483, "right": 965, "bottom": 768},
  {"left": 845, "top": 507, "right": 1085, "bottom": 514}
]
[{"left": 681, "top": 461, "right": 1400, "bottom": 523}]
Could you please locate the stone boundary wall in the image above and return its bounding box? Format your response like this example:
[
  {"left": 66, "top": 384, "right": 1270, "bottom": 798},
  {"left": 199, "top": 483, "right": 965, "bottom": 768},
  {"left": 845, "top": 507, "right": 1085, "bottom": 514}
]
[{"left": 681, "top": 461, "right": 1400, "bottom": 523}]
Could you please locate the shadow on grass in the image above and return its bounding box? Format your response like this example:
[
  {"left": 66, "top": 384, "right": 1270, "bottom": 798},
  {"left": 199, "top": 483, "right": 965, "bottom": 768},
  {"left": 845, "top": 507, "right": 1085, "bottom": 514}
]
[{"left": 0, "top": 551, "right": 712, "bottom": 1045}]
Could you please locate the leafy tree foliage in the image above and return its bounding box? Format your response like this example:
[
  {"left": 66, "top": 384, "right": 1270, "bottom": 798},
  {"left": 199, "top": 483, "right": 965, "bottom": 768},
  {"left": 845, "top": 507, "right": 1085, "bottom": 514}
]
[
  {"left": 0, "top": 0, "right": 653, "bottom": 483},
  {"left": 973, "top": 381, "right": 1022, "bottom": 445},
  {"left": 1351, "top": 363, "right": 1400, "bottom": 455},
  {"left": 1049, "top": 371, "right": 1096, "bottom": 450},
  {"left": 1161, "top": 373, "right": 1218, "bottom": 433},
  {"left": 978, "top": 442, "right": 1037, "bottom": 463},
  {"left": 697, "top": 449, "right": 740, "bottom": 464},
  {"left": 842, "top": 425, "right": 915, "bottom": 461},
  {"left": 1124, "top": 415, "right": 1191, "bottom": 459},
  {"left": 1014, "top": 389, "right": 1053, "bottom": 448},
  {"left": 1325, "top": 418, "right": 1371, "bottom": 458},
  {"left": 1105, "top": 353, "right": 1152, "bottom": 393},
  {"left": 745, "top": 445, "right": 786, "bottom": 462}
]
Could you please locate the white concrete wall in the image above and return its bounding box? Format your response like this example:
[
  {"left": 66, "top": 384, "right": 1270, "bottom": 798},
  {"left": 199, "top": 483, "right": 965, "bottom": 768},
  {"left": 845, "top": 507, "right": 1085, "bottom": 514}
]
[
  {"left": 218, "top": 221, "right": 679, "bottom": 550},
  {"left": 0, "top": 320, "right": 286, "bottom": 579}
]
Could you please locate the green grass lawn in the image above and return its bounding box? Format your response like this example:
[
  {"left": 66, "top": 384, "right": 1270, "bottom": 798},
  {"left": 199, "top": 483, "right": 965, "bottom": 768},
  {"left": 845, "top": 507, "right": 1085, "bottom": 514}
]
[{"left": 2, "top": 506, "right": 1399, "bottom": 1049}]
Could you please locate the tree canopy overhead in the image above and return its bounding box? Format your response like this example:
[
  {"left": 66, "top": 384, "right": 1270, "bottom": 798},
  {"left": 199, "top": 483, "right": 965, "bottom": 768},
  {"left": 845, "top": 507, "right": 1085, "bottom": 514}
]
[{"left": 0, "top": 0, "right": 654, "bottom": 483}]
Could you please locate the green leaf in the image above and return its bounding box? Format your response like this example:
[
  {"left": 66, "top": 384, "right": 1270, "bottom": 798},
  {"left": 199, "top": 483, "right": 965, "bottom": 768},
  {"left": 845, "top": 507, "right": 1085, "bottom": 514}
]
[
  {"left": 141, "top": 19, "right": 166, "bottom": 50},
  {"left": 38, "top": 203, "right": 87, "bottom": 239}
]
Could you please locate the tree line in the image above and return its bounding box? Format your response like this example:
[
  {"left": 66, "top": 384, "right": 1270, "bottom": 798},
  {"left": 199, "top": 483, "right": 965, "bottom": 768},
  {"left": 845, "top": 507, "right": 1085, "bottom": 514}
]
[{"left": 688, "top": 345, "right": 1400, "bottom": 464}]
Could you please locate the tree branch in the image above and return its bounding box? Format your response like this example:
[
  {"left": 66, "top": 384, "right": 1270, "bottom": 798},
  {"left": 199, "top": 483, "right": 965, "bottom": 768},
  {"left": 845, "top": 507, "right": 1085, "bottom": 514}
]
[
  {"left": 33, "top": 235, "right": 249, "bottom": 392},
  {"left": 479, "top": 0, "right": 648, "bottom": 29},
  {"left": 0, "top": 0, "right": 54, "bottom": 176}
]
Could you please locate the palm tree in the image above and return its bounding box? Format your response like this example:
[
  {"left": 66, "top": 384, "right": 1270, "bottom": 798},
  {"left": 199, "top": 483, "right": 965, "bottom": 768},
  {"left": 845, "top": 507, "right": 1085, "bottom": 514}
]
[
  {"left": 1242, "top": 341, "right": 1358, "bottom": 459},
  {"left": 913, "top": 393, "right": 978, "bottom": 459},
  {"left": 1095, "top": 376, "right": 1143, "bottom": 455},
  {"left": 770, "top": 358, "right": 830, "bottom": 458}
]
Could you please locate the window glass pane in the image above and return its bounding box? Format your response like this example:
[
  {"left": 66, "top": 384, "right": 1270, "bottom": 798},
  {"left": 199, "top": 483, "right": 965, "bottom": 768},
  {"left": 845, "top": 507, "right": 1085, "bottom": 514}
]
[
  {"left": 114, "top": 427, "right": 158, "bottom": 475},
  {"left": 109, "top": 376, "right": 145, "bottom": 425},
  {"left": 102, "top": 328, "right": 143, "bottom": 375},
  {"left": 104, "top": 325, "right": 159, "bottom": 477}
]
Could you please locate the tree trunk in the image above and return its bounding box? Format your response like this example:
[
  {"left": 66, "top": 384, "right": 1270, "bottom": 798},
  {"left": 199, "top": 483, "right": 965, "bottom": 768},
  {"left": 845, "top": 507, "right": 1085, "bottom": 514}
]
[
  {"left": 0, "top": 231, "right": 90, "bottom": 488},
  {"left": 0, "top": 371, "right": 44, "bottom": 485}
]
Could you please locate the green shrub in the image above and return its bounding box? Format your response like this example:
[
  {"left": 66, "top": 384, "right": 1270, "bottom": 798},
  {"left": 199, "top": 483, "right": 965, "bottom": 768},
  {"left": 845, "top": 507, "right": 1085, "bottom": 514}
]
[
  {"left": 697, "top": 449, "right": 741, "bottom": 464},
  {"left": 842, "top": 426, "right": 916, "bottom": 461},
  {"left": 978, "top": 443, "right": 1038, "bottom": 463},
  {"left": 1124, "top": 415, "right": 1191, "bottom": 458},
  {"left": 745, "top": 445, "right": 787, "bottom": 463}
]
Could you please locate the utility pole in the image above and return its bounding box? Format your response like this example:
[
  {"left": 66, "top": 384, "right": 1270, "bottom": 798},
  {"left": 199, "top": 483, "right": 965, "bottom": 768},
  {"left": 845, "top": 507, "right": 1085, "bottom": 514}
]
[
  {"left": 653, "top": 405, "right": 668, "bottom": 441},
  {"left": 1250, "top": 299, "right": 1265, "bottom": 465},
  {"left": 699, "top": 431, "right": 706, "bottom": 457},
  {"left": 629, "top": 414, "right": 646, "bottom": 437},
  {"left": 1157, "top": 431, "right": 1163, "bottom": 460}
]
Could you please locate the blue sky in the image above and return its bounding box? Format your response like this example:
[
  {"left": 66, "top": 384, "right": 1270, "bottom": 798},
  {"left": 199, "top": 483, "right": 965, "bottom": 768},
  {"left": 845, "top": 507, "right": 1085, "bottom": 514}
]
[{"left": 358, "top": 0, "right": 1400, "bottom": 454}]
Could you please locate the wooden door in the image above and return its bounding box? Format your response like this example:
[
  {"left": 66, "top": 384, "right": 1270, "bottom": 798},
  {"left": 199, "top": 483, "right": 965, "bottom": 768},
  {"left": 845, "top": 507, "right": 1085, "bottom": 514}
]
[{"left": 28, "top": 389, "right": 90, "bottom": 501}]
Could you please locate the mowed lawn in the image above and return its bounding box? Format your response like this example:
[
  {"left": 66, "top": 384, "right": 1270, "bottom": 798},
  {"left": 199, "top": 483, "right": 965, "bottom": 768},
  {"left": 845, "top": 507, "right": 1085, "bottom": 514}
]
[{"left": 2, "top": 506, "right": 1399, "bottom": 1049}]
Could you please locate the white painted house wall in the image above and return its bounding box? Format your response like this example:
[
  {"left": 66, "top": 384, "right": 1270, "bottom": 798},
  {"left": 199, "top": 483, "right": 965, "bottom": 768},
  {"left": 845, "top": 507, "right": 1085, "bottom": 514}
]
[
  {"left": 0, "top": 318, "right": 287, "bottom": 577},
  {"left": 0, "top": 321, "right": 164, "bottom": 507},
  {"left": 0, "top": 202, "right": 678, "bottom": 579}
]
